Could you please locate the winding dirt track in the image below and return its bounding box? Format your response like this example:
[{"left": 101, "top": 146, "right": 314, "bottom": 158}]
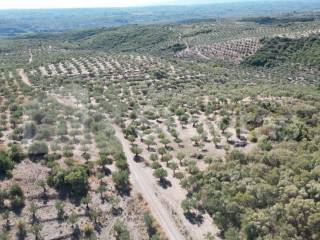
[
  {"left": 112, "top": 124, "right": 186, "bottom": 240},
  {"left": 16, "top": 73, "right": 215, "bottom": 239},
  {"left": 29, "top": 49, "right": 33, "bottom": 64},
  {"left": 47, "top": 93, "right": 186, "bottom": 240},
  {"left": 17, "top": 68, "right": 32, "bottom": 86}
]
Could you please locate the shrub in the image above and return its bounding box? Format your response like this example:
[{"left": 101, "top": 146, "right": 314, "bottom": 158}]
[
  {"left": 258, "top": 137, "right": 273, "bottom": 151},
  {"left": 0, "top": 150, "right": 14, "bottom": 177},
  {"left": 47, "top": 165, "right": 89, "bottom": 197},
  {"left": 113, "top": 220, "right": 130, "bottom": 240},
  {"left": 83, "top": 224, "right": 95, "bottom": 238},
  {"left": 153, "top": 69, "right": 168, "bottom": 80},
  {"left": 23, "top": 122, "right": 37, "bottom": 139},
  {"left": 32, "top": 110, "right": 46, "bottom": 124},
  {"left": 28, "top": 142, "right": 49, "bottom": 160},
  {"left": 9, "top": 144, "right": 25, "bottom": 163},
  {"left": 9, "top": 183, "right": 24, "bottom": 211},
  {"left": 112, "top": 170, "right": 130, "bottom": 192},
  {"left": 0, "top": 151, "right": 14, "bottom": 177},
  {"left": 153, "top": 168, "right": 167, "bottom": 182}
]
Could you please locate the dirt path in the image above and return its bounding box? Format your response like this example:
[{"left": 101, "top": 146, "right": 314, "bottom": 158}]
[
  {"left": 46, "top": 93, "right": 220, "bottom": 239},
  {"left": 29, "top": 49, "right": 33, "bottom": 64},
  {"left": 112, "top": 124, "right": 186, "bottom": 240},
  {"left": 50, "top": 93, "right": 184, "bottom": 239},
  {"left": 17, "top": 68, "right": 32, "bottom": 86}
]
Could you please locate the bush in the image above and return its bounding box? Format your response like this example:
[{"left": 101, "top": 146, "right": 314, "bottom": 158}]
[
  {"left": 113, "top": 220, "right": 130, "bottom": 240},
  {"left": 153, "top": 69, "right": 168, "bottom": 80},
  {"left": 83, "top": 224, "right": 95, "bottom": 238},
  {"left": 0, "top": 150, "right": 14, "bottom": 177},
  {"left": 9, "top": 144, "right": 25, "bottom": 163},
  {"left": 28, "top": 142, "right": 49, "bottom": 160},
  {"left": 45, "top": 153, "right": 62, "bottom": 162},
  {"left": 23, "top": 122, "right": 37, "bottom": 139},
  {"left": 144, "top": 213, "right": 159, "bottom": 238},
  {"left": 63, "top": 150, "right": 73, "bottom": 158},
  {"left": 258, "top": 137, "right": 273, "bottom": 151},
  {"left": 9, "top": 183, "right": 24, "bottom": 197},
  {"left": 153, "top": 168, "right": 167, "bottom": 182},
  {"left": 9, "top": 183, "right": 24, "bottom": 211},
  {"left": 47, "top": 165, "right": 89, "bottom": 197},
  {"left": 16, "top": 220, "right": 27, "bottom": 239},
  {"left": 11, "top": 195, "right": 25, "bottom": 211},
  {"left": 112, "top": 170, "right": 130, "bottom": 192},
  {"left": 32, "top": 110, "right": 46, "bottom": 124},
  {"left": 227, "top": 150, "right": 247, "bottom": 164},
  {"left": 169, "top": 43, "right": 187, "bottom": 53},
  {"left": 35, "top": 128, "right": 52, "bottom": 140}
]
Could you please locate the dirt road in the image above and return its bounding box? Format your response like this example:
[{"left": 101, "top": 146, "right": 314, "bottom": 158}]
[
  {"left": 17, "top": 68, "right": 32, "bottom": 86},
  {"left": 29, "top": 49, "right": 33, "bottom": 64},
  {"left": 112, "top": 124, "right": 186, "bottom": 240},
  {"left": 48, "top": 94, "right": 184, "bottom": 239},
  {"left": 48, "top": 94, "right": 219, "bottom": 240}
]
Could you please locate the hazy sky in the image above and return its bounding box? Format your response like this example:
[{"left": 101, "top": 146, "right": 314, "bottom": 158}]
[{"left": 0, "top": 0, "right": 251, "bottom": 9}]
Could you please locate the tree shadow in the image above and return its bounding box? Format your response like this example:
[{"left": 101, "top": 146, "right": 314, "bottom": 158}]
[
  {"left": 16, "top": 231, "right": 27, "bottom": 240},
  {"left": 115, "top": 185, "right": 132, "bottom": 197},
  {"left": 28, "top": 154, "right": 46, "bottom": 162},
  {"left": 165, "top": 146, "right": 174, "bottom": 151},
  {"left": 234, "top": 141, "right": 247, "bottom": 148},
  {"left": 57, "top": 214, "right": 65, "bottom": 224},
  {"left": 184, "top": 212, "right": 204, "bottom": 226},
  {"left": 12, "top": 205, "right": 24, "bottom": 216},
  {"left": 57, "top": 189, "right": 88, "bottom": 206},
  {"left": 147, "top": 147, "right": 156, "bottom": 152},
  {"left": 103, "top": 167, "right": 112, "bottom": 176},
  {"left": 133, "top": 155, "right": 144, "bottom": 163},
  {"left": 71, "top": 225, "right": 81, "bottom": 240},
  {"left": 111, "top": 206, "right": 123, "bottom": 216},
  {"left": 186, "top": 192, "right": 193, "bottom": 198},
  {"left": 94, "top": 222, "right": 103, "bottom": 233},
  {"left": 41, "top": 192, "right": 49, "bottom": 204},
  {"left": 159, "top": 179, "right": 172, "bottom": 189},
  {"left": 215, "top": 144, "right": 223, "bottom": 149}
]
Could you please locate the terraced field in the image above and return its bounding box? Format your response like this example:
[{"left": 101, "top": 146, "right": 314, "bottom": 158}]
[{"left": 174, "top": 21, "right": 320, "bottom": 61}]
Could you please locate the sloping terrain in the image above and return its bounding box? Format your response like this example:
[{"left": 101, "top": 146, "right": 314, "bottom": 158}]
[
  {"left": 0, "top": 9, "right": 319, "bottom": 240},
  {"left": 244, "top": 34, "right": 320, "bottom": 67},
  {"left": 78, "top": 26, "right": 176, "bottom": 52}
]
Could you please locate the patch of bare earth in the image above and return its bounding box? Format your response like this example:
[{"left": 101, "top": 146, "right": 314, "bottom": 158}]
[{"left": 17, "top": 68, "right": 32, "bottom": 86}]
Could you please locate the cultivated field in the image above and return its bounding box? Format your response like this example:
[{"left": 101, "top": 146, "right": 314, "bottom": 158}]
[{"left": 0, "top": 12, "right": 319, "bottom": 240}]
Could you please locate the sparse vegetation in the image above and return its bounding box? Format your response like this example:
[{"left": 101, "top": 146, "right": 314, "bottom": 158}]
[{"left": 0, "top": 3, "right": 319, "bottom": 240}]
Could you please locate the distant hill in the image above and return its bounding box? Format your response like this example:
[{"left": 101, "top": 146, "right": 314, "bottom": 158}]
[
  {"left": 240, "top": 16, "right": 316, "bottom": 25},
  {"left": 1, "top": 0, "right": 320, "bottom": 36},
  {"left": 71, "top": 26, "right": 176, "bottom": 52},
  {"left": 16, "top": 25, "right": 177, "bottom": 54},
  {"left": 244, "top": 34, "right": 320, "bottom": 68}
]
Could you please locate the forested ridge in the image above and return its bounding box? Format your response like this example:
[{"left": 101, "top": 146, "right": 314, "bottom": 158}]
[{"left": 245, "top": 34, "right": 320, "bottom": 68}]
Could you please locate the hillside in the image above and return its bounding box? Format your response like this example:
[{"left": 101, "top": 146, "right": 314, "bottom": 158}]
[
  {"left": 244, "top": 34, "right": 320, "bottom": 67},
  {"left": 78, "top": 26, "right": 176, "bottom": 52},
  {"left": 240, "top": 16, "right": 317, "bottom": 25},
  {"left": 14, "top": 25, "right": 177, "bottom": 55},
  {"left": 0, "top": 6, "right": 319, "bottom": 240}
]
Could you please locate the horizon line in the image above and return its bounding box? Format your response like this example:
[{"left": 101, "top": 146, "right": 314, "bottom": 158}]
[{"left": 0, "top": 0, "right": 289, "bottom": 11}]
